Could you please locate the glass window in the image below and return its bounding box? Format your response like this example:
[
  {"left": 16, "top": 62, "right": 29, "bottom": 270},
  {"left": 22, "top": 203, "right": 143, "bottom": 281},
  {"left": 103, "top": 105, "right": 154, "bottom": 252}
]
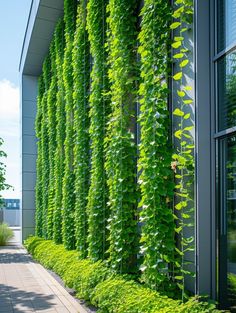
[
  {"left": 218, "top": 51, "right": 236, "bottom": 131},
  {"left": 218, "top": 0, "right": 236, "bottom": 52},
  {"left": 220, "top": 135, "right": 236, "bottom": 309}
]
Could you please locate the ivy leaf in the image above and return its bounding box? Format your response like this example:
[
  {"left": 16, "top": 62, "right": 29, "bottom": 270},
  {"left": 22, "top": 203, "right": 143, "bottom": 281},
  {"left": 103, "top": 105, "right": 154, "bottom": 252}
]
[
  {"left": 173, "top": 72, "right": 182, "bottom": 80},
  {"left": 183, "top": 99, "right": 193, "bottom": 104},
  {"left": 184, "top": 126, "right": 194, "bottom": 131},
  {"left": 174, "top": 130, "right": 182, "bottom": 139},
  {"left": 183, "top": 85, "right": 192, "bottom": 91},
  {"left": 173, "top": 53, "right": 184, "bottom": 59},
  {"left": 170, "top": 22, "right": 181, "bottom": 30},
  {"left": 180, "top": 59, "right": 189, "bottom": 68},
  {"left": 184, "top": 113, "right": 190, "bottom": 119},
  {"left": 172, "top": 41, "right": 182, "bottom": 49},
  {"left": 177, "top": 90, "right": 185, "bottom": 97},
  {"left": 173, "top": 108, "right": 184, "bottom": 116},
  {"left": 174, "top": 36, "right": 184, "bottom": 41}
]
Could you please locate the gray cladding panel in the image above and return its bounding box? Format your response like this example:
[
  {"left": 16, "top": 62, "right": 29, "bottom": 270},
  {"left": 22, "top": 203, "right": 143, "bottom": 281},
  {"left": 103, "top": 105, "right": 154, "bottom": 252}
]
[
  {"left": 22, "top": 100, "right": 37, "bottom": 118},
  {"left": 22, "top": 190, "right": 36, "bottom": 210},
  {"left": 22, "top": 136, "right": 37, "bottom": 155},
  {"left": 40, "top": 0, "right": 64, "bottom": 9},
  {"left": 22, "top": 172, "right": 36, "bottom": 191},
  {"left": 22, "top": 210, "right": 35, "bottom": 228},
  {"left": 22, "top": 227, "right": 35, "bottom": 241},
  {"left": 21, "top": 74, "right": 38, "bottom": 242},
  {"left": 22, "top": 117, "right": 36, "bottom": 136},
  {"left": 22, "top": 154, "right": 37, "bottom": 173}
]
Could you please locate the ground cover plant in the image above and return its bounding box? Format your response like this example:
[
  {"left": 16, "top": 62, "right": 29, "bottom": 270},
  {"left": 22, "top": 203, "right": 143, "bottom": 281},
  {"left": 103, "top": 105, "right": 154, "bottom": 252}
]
[{"left": 25, "top": 237, "right": 224, "bottom": 313}]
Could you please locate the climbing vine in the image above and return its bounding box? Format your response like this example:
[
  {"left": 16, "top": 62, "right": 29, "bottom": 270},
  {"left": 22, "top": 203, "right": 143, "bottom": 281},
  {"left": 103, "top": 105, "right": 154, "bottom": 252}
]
[
  {"left": 86, "top": 0, "right": 110, "bottom": 262},
  {"left": 73, "top": 0, "right": 90, "bottom": 257},
  {"left": 41, "top": 56, "right": 51, "bottom": 239},
  {"left": 62, "top": 0, "right": 77, "bottom": 250},
  {"left": 35, "top": 76, "right": 44, "bottom": 237},
  {"left": 53, "top": 19, "right": 65, "bottom": 244},
  {"left": 171, "top": 0, "right": 194, "bottom": 296},
  {"left": 138, "top": 0, "right": 176, "bottom": 292},
  {"left": 47, "top": 38, "right": 58, "bottom": 240},
  {"left": 34, "top": 0, "right": 195, "bottom": 296},
  {"left": 105, "top": 0, "right": 139, "bottom": 274}
]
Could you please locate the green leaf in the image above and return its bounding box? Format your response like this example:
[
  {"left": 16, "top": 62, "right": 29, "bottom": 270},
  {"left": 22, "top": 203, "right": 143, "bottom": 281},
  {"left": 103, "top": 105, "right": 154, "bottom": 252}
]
[
  {"left": 170, "top": 22, "right": 181, "bottom": 30},
  {"left": 173, "top": 108, "right": 184, "bottom": 116},
  {"left": 177, "top": 90, "right": 185, "bottom": 97},
  {"left": 172, "top": 41, "right": 182, "bottom": 49},
  {"left": 184, "top": 126, "right": 194, "bottom": 131},
  {"left": 174, "top": 130, "right": 182, "bottom": 139},
  {"left": 180, "top": 59, "right": 189, "bottom": 68},
  {"left": 173, "top": 72, "right": 182, "bottom": 80},
  {"left": 183, "top": 99, "right": 193, "bottom": 104},
  {"left": 184, "top": 113, "right": 190, "bottom": 119},
  {"left": 173, "top": 53, "right": 184, "bottom": 59},
  {"left": 183, "top": 85, "right": 192, "bottom": 91}
]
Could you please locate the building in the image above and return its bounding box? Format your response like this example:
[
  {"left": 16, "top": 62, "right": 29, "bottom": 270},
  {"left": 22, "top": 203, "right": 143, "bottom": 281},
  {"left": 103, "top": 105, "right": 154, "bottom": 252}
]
[
  {"left": 0, "top": 199, "right": 20, "bottom": 226},
  {"left": 3, "top": 199, "right": 20, "bottom": 210},
  {"left": 19, "top": 0, "right": 236, "bottom": 310}
]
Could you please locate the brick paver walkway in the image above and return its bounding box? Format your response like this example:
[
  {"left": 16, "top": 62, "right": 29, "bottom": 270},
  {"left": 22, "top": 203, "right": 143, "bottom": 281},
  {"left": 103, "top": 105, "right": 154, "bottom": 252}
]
[{"left": 0, "top": 245, "right": 88, "bottom": 313}]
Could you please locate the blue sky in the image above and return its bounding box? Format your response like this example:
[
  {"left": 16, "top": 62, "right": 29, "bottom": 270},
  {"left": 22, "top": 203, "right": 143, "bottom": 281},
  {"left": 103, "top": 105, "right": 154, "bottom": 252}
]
[{"left": 0, "top": 1, "right": 31, "bottom": 198}]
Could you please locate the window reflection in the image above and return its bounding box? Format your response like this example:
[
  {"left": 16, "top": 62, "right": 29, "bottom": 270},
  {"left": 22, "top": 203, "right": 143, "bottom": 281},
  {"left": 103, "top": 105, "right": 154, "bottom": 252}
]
[
  {"left": 218, "top": 52, "right": 236, "bottom": 131},
  {"left": 218, "top": 0, "right": 236, "bottom": 52},
  {"left": 225, "top": 136, "right": 236, "bottom": 311}
]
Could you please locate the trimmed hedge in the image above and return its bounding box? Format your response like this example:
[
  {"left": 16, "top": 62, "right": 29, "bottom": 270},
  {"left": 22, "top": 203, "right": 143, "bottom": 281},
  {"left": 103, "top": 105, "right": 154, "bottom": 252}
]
[{"left": 24, "top": 237, "right": 223, "bottom": 313}]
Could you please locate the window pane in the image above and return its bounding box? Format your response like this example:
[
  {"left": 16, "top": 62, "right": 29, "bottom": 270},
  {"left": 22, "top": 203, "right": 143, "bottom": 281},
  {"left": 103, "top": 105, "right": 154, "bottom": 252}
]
[
  {"left": 218, "top": 52, "right": 236, "bottom": 131},
  {"left": 220, "top": 135, "right": 236, "bottom": 310},
  {"left": 218, "top": 0, "right": 236, "bottom": 52}
]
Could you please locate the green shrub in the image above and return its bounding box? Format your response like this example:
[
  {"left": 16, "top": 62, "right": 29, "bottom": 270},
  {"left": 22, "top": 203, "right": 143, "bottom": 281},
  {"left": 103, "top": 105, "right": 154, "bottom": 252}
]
[
  {"left": 0, "top": 223, "right": 14, "bottom": 245},
  {"left": 24, "top": 237, "right": 224, "bottom": 313}
]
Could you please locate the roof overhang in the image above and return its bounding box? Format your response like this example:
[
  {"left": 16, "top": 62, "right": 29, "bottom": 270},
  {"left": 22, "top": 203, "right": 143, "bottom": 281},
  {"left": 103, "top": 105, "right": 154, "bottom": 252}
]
[{"left": 19, "top": 0, "right": 64, "bottom": 76}]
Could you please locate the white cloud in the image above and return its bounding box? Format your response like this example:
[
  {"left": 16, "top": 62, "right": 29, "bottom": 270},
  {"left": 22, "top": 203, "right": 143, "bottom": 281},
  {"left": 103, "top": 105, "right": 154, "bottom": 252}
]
[
  {"left": 0, "top": 79, "right": 19, "bottom": 120},
  {"left": 0, "top": 79, "right": 20, "bottom": 198}
]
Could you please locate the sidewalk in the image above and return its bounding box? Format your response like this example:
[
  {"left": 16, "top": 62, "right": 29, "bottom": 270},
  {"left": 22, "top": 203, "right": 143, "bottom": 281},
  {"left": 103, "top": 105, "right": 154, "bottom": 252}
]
[{"left": 0, "top": 245, "right": 88, "bottom": 313}]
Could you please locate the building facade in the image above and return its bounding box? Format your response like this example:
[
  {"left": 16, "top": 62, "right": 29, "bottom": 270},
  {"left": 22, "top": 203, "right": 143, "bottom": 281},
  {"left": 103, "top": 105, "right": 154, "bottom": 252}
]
[{"left": 20, "top": 0, "right": 236, "bottom": 310}]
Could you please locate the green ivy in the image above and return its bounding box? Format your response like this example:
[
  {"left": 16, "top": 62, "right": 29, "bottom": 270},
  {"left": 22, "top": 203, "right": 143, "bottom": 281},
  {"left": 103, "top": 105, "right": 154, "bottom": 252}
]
[
  {"left": 34, "top": 0, "right": 196, "bottom": 298},
  {"left": 171, "top": 0, "right": 194, "bottom": 296},
  {"left": 72, "top": 0, "right": 90, "bottom": 257},
  {"left": 41, "top": 56, "right": 51, "bottom": 239},
  {"left": 138, "top": 0, "right": 176, "bottom": 292},
  {"left": 35, "top": 76, "right": 44, "bottom": 237},
  {"left": 86, "top": 0, "right": 110, "bottom": 262},
  {"left": 53, "top": 19, "right": 65, "bottom": 244},
  {"left": 105, "top": 0, "right": 139, "bottom": 274},
  {"left": 62, "top": 0, "right": 77, "bottom": 250},
  {"left": 47, "top": 38, "right": 58, "bottom": 240}
]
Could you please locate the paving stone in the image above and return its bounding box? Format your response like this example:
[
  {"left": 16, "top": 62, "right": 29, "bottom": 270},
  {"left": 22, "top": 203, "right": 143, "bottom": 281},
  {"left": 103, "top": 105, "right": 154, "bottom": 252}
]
[{"left": 0, "top": 245, "right": 88, "bottom": 313}]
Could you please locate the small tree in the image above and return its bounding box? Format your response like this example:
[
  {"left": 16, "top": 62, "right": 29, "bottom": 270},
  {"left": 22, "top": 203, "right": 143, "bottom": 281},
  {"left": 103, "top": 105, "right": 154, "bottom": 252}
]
[{"left": 0, "top": 138, "right": 11, "bottom": 207}]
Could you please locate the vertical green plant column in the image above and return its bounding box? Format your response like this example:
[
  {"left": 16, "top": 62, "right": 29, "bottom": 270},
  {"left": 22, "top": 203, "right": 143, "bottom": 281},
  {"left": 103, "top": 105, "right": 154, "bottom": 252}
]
[
  {"left": 62, "top": 0, "right": 77, "bottom": 250},
  {"left": 86, "top": 0, "right": 109, "bottom": 262},
  {"left": 138, "top": 0, "right": 176, "bottom": 292},
  {"left": 47, "top": 39, "right": 58, "bottom": 240},
  {"left": 105, "top": 0, "right": 139, "bottom": 273},
  {"left": 41, "top": 56, "right": 51, "bottom": 239},
  {"left": 35, "top": 76, "right": 44, "bottom": 237},
  {"left": 171, "top": 0, "right": 194, "bottom": 296},
  {"left": 73, "top": 0, "right": 90, "bottom": 257},
  {"left": 53, "top": 19, "right": 65, "bottom": 244}
]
